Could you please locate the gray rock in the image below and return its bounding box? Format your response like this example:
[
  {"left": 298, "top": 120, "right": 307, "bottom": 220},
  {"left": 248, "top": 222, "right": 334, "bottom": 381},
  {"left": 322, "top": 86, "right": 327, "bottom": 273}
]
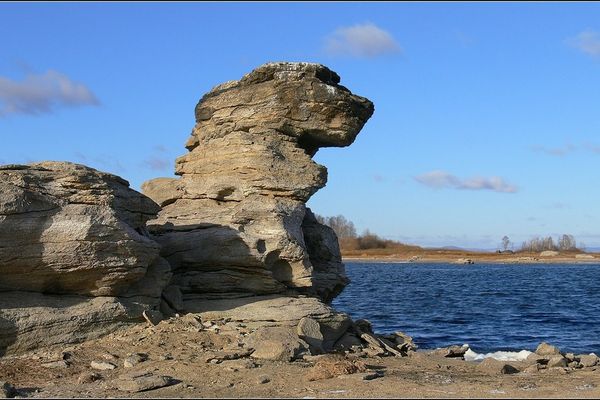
[
  {"left": 535, "top": 342, "right": 561, "bottom": 356},
  {"left": 297, "top": 317, "right": 324, "bottom": 353},
  {"left": 0, "top": 162, "right": 171, "bottom": 356},
  {"left": 257, "top": 375, "right": 271, "bottom": 384},
  {"left": 246, "top": 326, "right": 305, "bottom": 362},
  {"left": 333, "top": 332, "right": 363, "bottom": 351},
  {"left": 77, "top": 372, "right": 102, "bottom": 384},
  {"left": 579, "top": 353, "right": 599, "bottom": 367},
  {"left": 0, "top": 381, "right": 16, "bottom": 399},
  {"left": 431, "top": 344, "right": 469, "bottom": 358},
  {"left": 41, "top": 360, "right": 69, "bottom": 369},
  {"left": 124, "top": 353, "right": 148, "bottom": 368},
  {"left": 162, "top": 286, "right": 184, "bottom": 312},
  {"left": 547, "top": 356, "right": 568, "bottom": 368},
  {"left": 116, "top": 373, "right": 174, "bottom": 392},
  {"left": 90, "top": 361, "right": 117, "bottom": 371}
]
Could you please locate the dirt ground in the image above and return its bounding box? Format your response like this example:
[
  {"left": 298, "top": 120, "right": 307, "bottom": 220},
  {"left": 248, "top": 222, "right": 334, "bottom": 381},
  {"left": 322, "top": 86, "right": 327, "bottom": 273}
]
[{"left": 1, "top": 316, "right": 599, "bottom": 399}]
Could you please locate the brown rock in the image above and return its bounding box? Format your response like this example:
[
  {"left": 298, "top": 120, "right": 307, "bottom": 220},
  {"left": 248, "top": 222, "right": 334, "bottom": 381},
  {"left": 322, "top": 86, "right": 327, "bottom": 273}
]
[
  {"left": 245, "top": 326, "right": 305, "bottom": 361},
  {"left": 476, "top": 358, "right": 520, "bottom": 374},
  {"left": 115, "top": 373, "right": 174, "bottom": 392},
  {"left": 535, "top": 342, "right": 561, "bottom": 356}
]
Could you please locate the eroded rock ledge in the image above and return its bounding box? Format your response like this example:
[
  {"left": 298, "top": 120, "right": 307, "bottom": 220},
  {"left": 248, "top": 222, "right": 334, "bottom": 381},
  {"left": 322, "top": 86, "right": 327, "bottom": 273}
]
[
  {"left": 0, "top": 162, "right": 171, "bottom": 356},
  {"left": 142, "top": 62, "right": 374, "bottom": 307}
]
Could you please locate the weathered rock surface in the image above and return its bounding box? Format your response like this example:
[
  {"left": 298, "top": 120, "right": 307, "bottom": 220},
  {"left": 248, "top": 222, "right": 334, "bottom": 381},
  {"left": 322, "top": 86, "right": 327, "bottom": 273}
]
[
  {"left": 143, "top": 62, "right": 373, "bottom": 304},
  {"left": 0, "top": 162, "right": 171, "bottom": 356},
  {"left": 535, "top": 342, "right": 561, "bottom": 356}
]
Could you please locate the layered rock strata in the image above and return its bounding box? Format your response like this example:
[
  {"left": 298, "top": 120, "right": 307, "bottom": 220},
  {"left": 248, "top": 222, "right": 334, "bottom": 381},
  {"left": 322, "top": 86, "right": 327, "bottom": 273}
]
[
  {"left": 0, "top": 162, "right": 171, "bottom": 355},
  {"left": 143, "top": 62, "right": 373, "bottom": 307}
]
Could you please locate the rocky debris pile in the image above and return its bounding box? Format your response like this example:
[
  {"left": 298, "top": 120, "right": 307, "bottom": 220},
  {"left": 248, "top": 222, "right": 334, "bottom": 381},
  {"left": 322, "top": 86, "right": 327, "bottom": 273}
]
[
  {"left": 142, "top": 62, "right": 374, "bottom": 306},
  {"left": 0, "top": 162, "right": 171, "bottom": 356},
  {"left": 523, "top": 342, "right": 599, "bottom": 373}
]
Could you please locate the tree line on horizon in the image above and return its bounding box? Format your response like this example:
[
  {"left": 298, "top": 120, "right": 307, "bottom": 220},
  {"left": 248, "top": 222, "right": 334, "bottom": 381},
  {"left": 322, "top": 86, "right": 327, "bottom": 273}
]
[
  {"left": 314, "top": 214, "right": 418, "bottom": 251},
  {"left": 316, "top": 214, "right": 584, "bottom": 253}
]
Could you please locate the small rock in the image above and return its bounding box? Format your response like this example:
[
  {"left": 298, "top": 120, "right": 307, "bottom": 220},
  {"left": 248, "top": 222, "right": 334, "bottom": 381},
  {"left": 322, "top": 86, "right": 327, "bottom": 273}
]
[
  {"left": 158, "top": 354, "right": 173, "bottom": 361},
  {"left": 257, "top": 375, "right": 271, "bottom": 384},
  {"left": 476, "top": 358, "right": 520, "bottom": 374},
  {"left": 41, "top": 360, "right": 69, "bottom": 369},
  {"left": 77, "top": 372, "right": 102, "bottom": 384},
  {"left": 362, "top": 370, "right": 384, "bottom": 380},
  {"left": 116, "top": 373, "right": 174, "bottom": 392},
  {"left": 142, "top": 310, "right": 163, "bottom": 326},
  {"left": 102, "top": 353, "right": 119, "bottom": 361},
  {"left": 431, "top": 344, "right": 469, "bottom": 358},
  {"left": 0, "top": 381, "right": 16, "bottom": 399},
  {"left": 565, "top": 353, "right": 576, "bottom": 362},
  {"left": 535, "top": 342, "right": 561, "bottom": 356},
  {"left": 568, "top": 361, "right": 582, "bottom": 369},
  {"left": 90, "top": 361, "right": 117, "bottom": 371},
  {"left": 547, "top": 356, "right": 568, "bottom": 368},
  {"left": 124, "top": 353, "right": 148, "bottom": 368},
  {"left": 579, "top": 353, "right": 599, "bottom": 368}
]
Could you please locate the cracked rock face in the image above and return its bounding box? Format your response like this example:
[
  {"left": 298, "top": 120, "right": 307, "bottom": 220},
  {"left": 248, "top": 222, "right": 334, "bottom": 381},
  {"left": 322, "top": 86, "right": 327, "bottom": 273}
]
[
  {"left": 143, "top": 62, "right": 373, "bottom": 306},
  {"left": 0, "top": 162, "right": 171, "bottom": 355}
]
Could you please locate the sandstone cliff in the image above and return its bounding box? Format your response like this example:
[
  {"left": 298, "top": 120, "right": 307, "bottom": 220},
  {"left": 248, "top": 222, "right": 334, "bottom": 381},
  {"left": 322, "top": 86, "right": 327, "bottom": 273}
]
[
  {"left": 142, "top": 62, "right": 374, "bottom": 307},
  {"left": 0, "top": 162, "right": 171, "bottom": 355}
]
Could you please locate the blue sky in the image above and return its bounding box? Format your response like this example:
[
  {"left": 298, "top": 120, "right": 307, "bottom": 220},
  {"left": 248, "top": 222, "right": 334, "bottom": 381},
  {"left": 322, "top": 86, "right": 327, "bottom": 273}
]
[{"left": 2, "top": 2, "right": 600, "bottom": 249}]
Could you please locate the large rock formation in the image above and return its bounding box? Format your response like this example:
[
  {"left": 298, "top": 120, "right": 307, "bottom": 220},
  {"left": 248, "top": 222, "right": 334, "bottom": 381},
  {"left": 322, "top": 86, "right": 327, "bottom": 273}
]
[
  {"left": 0, "top": 162, "right": 171, "bottom": 355},
  {"left": 142, "top": 62, "right": 373, "bottom": 307}
]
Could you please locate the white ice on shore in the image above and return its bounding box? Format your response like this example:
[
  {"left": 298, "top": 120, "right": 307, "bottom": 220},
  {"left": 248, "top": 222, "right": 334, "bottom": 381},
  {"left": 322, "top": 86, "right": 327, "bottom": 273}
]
[{"left": 463, "top": 346, "right": 533, "bottom": 362}]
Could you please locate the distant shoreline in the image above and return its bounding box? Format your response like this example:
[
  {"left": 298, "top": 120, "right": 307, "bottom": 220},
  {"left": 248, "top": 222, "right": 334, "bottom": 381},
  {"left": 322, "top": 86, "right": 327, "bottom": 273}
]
[{"left": 342, "top": 254, "right": 600, "bottom": 265}]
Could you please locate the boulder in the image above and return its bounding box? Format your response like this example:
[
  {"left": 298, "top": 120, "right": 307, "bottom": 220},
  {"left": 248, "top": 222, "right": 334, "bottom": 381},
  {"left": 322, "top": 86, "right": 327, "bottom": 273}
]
[
  {"left": 297, "top": 317, "right": 324, "bottom": 353},
  {"left": 0, "top": 162, "right": 171, "bottom": 356},
  {"left": 305, "top": 354, "right": 367, "bottom": 381},
  {"left": 578, "top": 353, "right": 599, "bottom": 367},
  {"left": 535, "top": 342, "right": 561, "bottom": 356},
  {"left": 245, "top": 326, "right": 305, "bottom": 361},
  {"left": 547, "top": 356, "right": 568, "bottom": 368},
  {"left": 143, "top": 62, "right": 373, "bottom": 304}
]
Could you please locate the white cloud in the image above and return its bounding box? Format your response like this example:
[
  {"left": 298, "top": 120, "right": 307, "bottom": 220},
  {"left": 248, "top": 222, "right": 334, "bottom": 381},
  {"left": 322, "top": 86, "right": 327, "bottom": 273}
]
[
  {"left": 0, "top": 70, "right": 99, "bottom": 116},
  {"left": 567, "top": 30, "right": 600, "bottom": 57},
  {"left": 324, "top": 23, "right": 401, "bottom": 58},
  {"left": 415, "top": 170, "right": 518, "bottom": 193}
]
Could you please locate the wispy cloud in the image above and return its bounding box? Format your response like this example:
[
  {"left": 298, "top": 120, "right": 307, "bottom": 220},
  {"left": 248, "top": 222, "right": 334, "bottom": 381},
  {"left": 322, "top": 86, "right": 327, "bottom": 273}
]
[
  {"left": 74, "top": 152, "right": 125, "bottom": 173},
  {"left": 324, "top": 23, "right": 401, "bottom": 58},
  {"left": 415, "top": 170, "right": 518, "bottom": 193},
  {"left": 0, "top": 70, "right": 99, "bottom": 117},
  {"left": 583, "top": 142, "right": 600, "bottom": 153},
  {"left": 567, "top": 29, "right": 600, "bottom": 57},
  {"left": 531, "top": 143, "right": 577, "bottom": 156},
  {"left": 142, "top": 156, "right": 171, "bottom": 171}
]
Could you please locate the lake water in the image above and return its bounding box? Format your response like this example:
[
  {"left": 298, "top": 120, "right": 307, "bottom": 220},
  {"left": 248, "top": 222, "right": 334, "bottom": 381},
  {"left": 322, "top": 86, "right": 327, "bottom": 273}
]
[{"left": 332, "top": 262, "right": 600, "bottom": 355}]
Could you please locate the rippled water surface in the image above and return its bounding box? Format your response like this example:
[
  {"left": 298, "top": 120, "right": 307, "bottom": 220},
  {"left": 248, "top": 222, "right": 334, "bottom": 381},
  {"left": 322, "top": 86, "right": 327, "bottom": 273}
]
[{"left": 332, "top": 262, "right": 600, "bottom": 354}]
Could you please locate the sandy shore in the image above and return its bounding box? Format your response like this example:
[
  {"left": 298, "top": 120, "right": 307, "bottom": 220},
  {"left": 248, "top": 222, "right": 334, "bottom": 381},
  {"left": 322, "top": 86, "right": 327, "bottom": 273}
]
[{"left": 1, "top": 317, "right": 599, "bottom": 399}]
